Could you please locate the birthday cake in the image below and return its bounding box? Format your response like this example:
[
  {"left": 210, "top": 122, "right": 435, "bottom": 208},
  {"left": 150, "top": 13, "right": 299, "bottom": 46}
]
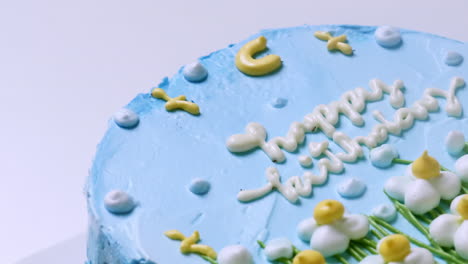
[{"left": 86, "top": 25, "right": 468, "bottom": 264}]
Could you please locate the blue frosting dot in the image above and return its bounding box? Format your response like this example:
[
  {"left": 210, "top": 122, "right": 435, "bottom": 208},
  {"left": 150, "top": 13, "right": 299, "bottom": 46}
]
[
  {"left": 445, "top": 51, "right": 464, "bottom": 66},
  {"left": 113, "top": 108, "right": 139, "bottom": 129},
  {"left": 374, "top": 26, "right": 402, "bottom": 48},
  {"left": 189, "top": 178, "right": 211, "bottom": 195},
  {"left": 271, "top": 97, "right": 288, "bottom": 108},
  {"left": 183, "top": 62, "right": 208, "bottom": 82},
  {"left": 337, "top": 177, "right": 366, "bottom": 198}
]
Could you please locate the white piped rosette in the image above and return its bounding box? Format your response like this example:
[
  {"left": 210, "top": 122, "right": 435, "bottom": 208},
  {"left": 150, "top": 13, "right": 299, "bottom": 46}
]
[
  {"left": 384, "top": 163, "right": 461, "bottom": 215},
  {"left": 429, "top": 194, "right": 468, "bottom": 260},
  {"left": 360, "top": 244, "right": 434, "bottom": 264},
  {"left": 296, "top": 200, "right": 369, "bottom": 257}
]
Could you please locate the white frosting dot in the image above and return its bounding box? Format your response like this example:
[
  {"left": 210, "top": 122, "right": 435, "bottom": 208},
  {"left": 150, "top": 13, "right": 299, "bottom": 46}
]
[
  {"left": 337, "top": 178, "right": 366, "bottom": 198},
  {"left": 375, "top": 26, "right": 402, "bottom": 48},
  {"left": 445, "top": 130, "right": 465, "bottom": 155},
  {"left": 104, "top": 190, "right": 136, "bottom": 214},
  {"left": 113, "top": 108, "right": 139, "bottom": 128},
  {"left": 183, "top": 62, "right": 208, "bottom": 82},
  {"left": 370, "top": 144, "right": 399, "bottom": 168},
  {"left": 372, "top": 203, "right": 397, "bottom": 222},
  {"left": 298, "top": 155, "right": 313, "bottom": 167}
]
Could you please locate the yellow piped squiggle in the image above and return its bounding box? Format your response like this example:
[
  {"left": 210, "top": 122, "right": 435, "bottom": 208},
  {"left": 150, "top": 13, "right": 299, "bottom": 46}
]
[
  {"left": 314, "top": 31, "right": 353, "bottom": 55},
  {"left": 164, "top": 230, "right": 217, "bottom": 259},
  {"left": 151, "top": 88, "right": 200, "bottom": 115},
  {"left": 235, "top": 36, "right": 282, "bottom": 76}
]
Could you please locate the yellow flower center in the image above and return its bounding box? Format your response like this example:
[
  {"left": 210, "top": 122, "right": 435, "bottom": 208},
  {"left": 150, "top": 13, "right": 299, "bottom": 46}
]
[
  {"left": 313, "top": 199, "right": 345, "bottom": 225},
  {"left": 379, "top": 234, "right": 411, "bottom": 262},
  {"left": 411, "top": 150, "right": 440, "bottom": 179},
  {"left": 457, "top": 195, "right": 468, "bottom": 220},
  {"left": 293, "top": 250, "right": 326, "bottom": 264}
]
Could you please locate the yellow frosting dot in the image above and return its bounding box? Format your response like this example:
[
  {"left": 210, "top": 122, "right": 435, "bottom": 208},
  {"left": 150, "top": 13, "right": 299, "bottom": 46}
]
[
  {"left": 457, "top": 195, "right": 468, "bottom": 220},
  {"left": 411, "top": 151, "right": 440, "bottom": 179},
  {"left": 313, "top": 199, "right": 345, "bottom": 225},
  {"left": 293, "top": 250, "right": 326, "bottom": 264},
  {"left": 379, "top": 234, "right": 411, "bottom": 262}
]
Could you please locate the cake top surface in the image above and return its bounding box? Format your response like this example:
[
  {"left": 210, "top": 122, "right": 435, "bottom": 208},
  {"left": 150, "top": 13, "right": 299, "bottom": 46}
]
[{"left": 87, "top": 24, "right": 468, "bottom": 264}]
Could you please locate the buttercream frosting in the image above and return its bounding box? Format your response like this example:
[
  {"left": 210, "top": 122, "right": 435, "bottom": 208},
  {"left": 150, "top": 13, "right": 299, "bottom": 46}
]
[
  {"left": 104, "top": 190, "right": 136, "bottom": 214},
  {"left": 113, "top": 108, "right": 139, "bottom": 128},
  {"left": 370, "top": 144, "right": 399, "bottom": 168},
  {"left": 337, "top": 177, "right": 367, "bottom": 198},
  {"left": 374, "top": 26, "right": 402, "bottom": 48},
  {"left": 87, "top": 25, "right": 468, "bottom": 264},
  {"left": 445, "top": 130, "right": 466, "bottom": 155},
  {"left": 183, "top": 62, "right": 208, "bottom": 82}
]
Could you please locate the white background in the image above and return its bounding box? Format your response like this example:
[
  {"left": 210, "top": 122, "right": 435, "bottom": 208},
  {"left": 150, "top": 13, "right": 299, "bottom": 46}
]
[{"left": 1, "top": 0, "right": 467, "bottom": 263}]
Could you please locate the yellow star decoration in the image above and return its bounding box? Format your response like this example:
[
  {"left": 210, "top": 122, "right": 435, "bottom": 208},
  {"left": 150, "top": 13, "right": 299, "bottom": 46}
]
[
  {"left": 164, "top": 230, "right": 217, "bottom": 259},
  {"left": 314, "top": 31, "right": 353, "bottom": 55},
  {"left": 151, "top": 88, "right": 200, "bottom": 115}
]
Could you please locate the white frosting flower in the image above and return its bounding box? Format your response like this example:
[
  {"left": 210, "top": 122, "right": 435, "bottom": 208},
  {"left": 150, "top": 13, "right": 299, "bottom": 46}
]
[
  {"left": 385, "top": 161, "right": 461, "bottom": 215},
  {"left": 455, "top": 154, "right": 468, "bottom": 183},
  {"left": 264, "top": 238, "right": 293, "bottom": 261},
  {"left": 360, "top": 235, "right": 434, "bottom": 264},
  {"left": 445, "top": 130, "right": 466, "bottom": 155},
  {"left": 218, "top": 245, "right": 253, "bottom": 264},
  {"left": 429, "top": 194, "right": 468, "bottom": 260},
  {"left": 296, "top": 200, "right": 369, "bottom": 257}
]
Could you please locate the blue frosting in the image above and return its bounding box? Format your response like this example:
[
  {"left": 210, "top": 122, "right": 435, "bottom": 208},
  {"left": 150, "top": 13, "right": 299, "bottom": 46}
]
[{"left": 87, "top": 25, "right": 468, "bottom": 264}]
